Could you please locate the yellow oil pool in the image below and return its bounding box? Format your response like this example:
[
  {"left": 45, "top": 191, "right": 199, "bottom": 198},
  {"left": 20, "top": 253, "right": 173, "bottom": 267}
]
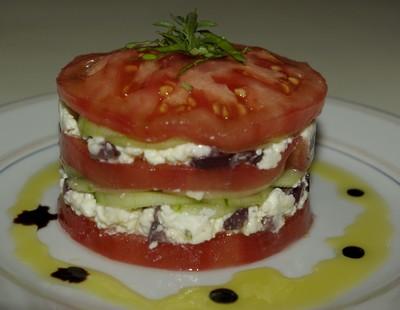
[{"left": 8, "top": 161, "right": 392, "bottom": 309}]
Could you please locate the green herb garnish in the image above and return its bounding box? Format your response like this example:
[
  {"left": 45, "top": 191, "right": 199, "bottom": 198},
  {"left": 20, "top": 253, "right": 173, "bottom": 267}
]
[
  {"left": 180, "top": 81, "right": 193, "bottom": 91},
  {"left": 126, "top": 10, "right": 246, "bottom": 71},
  {"left": 141, "top": 53, "right": 159, "bottom": 60}
]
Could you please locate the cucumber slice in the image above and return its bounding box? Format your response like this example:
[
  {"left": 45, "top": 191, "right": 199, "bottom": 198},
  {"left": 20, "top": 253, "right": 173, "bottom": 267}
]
[
  {"left": 170, "top": 189, "right": 271, "bottom": 218},
  {"left": 65, "top": 174, "right": 117, "bottom": 193},
  {"left": 61, "top": 164, "right": 82, "bottom": 178},
  {"left": 62, "top": 159, "right": 303, "bottom": 214},
  {"left": 93, "top": 186, "right": 272, "bottom": 216},
  {"left": 200, "top": 169, "right": 303, "bottom": 199},
  {"left": 67, "top": 177, "right": 97, "bottom": 193},
  {"left": 95, "top": 191, "right": 196, "bottom": 210},
  {"left": 78, "top": 117, "right": 186, "bottom": 150},
  {"left": 225, "top": 189, "right": 271, "bottom": 208},
  {"left": 272, "top": 169, "right": 303, "bottom": 187},
  {"left": 170, "top": 203, "right": 228, "bottom": 218}
]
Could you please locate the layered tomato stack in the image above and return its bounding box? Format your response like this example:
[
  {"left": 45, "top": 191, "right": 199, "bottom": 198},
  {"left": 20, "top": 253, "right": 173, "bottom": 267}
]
[{"left": 57, "top": 47, "right": 326, "bottom": 270}]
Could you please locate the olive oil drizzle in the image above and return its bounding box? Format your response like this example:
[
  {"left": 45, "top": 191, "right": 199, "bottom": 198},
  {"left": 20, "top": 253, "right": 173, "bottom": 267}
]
[
  {"left": 8, "top": 162, "right": 152, "bottom": 309},
  {"left": 8, "top": 161, "right": 393, "bottom": 309}
]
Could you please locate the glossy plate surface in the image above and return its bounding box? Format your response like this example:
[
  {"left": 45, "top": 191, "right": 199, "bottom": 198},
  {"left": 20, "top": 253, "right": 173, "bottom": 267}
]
[{"left": 0, "top": 95, "right": 399, "bottom": 309}]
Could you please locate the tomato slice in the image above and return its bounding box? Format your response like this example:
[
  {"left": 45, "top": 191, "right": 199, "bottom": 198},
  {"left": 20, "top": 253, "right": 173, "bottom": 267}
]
[
  {"left": 59, "top": 132, "right": 309, "bottom": 191},
  {"left": 57, "top": 48, "right": 326, "bottom": 152},
  {"left": 286, "top": 138, "right": 313, "bottom": 172},
  {"left": 58, "top": 197, "right": 313, "bottom": 270}
]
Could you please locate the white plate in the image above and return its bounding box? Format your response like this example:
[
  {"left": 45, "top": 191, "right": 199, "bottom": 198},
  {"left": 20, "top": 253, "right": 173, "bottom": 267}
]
[{"left": 0, "top": 95, "right": 399, "bottom": 309}]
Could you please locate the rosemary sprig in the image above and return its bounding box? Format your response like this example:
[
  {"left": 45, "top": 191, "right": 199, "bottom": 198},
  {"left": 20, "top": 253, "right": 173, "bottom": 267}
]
[{"left": 126, "top": 10, "right": 246, "bottom": 69}]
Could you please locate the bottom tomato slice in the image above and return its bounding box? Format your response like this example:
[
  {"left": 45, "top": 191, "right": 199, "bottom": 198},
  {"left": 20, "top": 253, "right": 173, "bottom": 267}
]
[
  {"left": 59, "top": 133, "right": 309, "bottom": 191},
  {"left": 58, "top": 197, "right": 313, "bottom": 271}
]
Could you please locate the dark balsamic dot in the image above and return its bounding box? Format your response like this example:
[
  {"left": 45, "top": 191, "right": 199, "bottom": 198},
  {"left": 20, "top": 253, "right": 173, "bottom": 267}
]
[
  {"left": 342, "top": 246, "right": 365, "bottom": 259},
  {"left": 209, "top": 288, "right": 238, "bottom": 304},
  {"left": 347, "top": 188, "right": 365, "bottom": 197},
  {"left": 13, "top": 205, "right": 57, "bottom": 230},
  {"left": 51, "top": 267, "right": 89, "bottom": 283}
]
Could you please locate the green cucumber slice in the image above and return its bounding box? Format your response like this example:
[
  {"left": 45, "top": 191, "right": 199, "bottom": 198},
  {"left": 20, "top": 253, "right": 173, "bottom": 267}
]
[
  {"left": 61, "top": 164, "right": 82, "bottom": 178},
  {"left": 63, "top": 178, "right": 288, "bottom": 218},
  {"left": 94, "top": 191, "right": 196, "bottom": 210},
  {"left": 67, "top": 177, "right": 97, "bottom": 193},
  {"left": 78, "top": 117, "right": 186, "bottom": 150},
  {"left": 272, "top": 169, "right": 303, "bottom": 187},
  {"left": 93, "top": 186, "right": 271, "bottom": 215},
  {"left": 202, "top": 170, "right": 303, "bottom": 199},
  {"left": 169, "top": 189, "right": 271, "bottom": 218},
  {"left": 225, "top": 188, "right": 271, "bottom": 208},
  {"left": 62, "top": 163, "right": 303, "bottom": 214}
]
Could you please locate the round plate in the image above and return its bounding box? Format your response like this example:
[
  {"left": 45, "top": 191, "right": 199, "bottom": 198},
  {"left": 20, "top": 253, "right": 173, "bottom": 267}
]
[{"left": 0, "top": 95, "right": 399, "bottom": 309}]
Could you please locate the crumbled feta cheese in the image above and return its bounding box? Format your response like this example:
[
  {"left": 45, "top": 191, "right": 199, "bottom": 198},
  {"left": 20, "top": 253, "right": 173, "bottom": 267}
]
[
  {"left": 85, "top": 133, "right": 295, "bottom": 168},
  {"left": 256, "top": 138, "right": 293, "bottom": 170},
  {"left": 301, "top": 122, "right": 316, "bottom": 162},
  {"left": 185, "top": 191, "right": 206, "bottom": 201},
  {"left": 143, "top": 144, "right": 212, "bottom": 165},
  {"left": 64, "top": 190, "right": 97, "bottom": 218},
  {"left": 59, "top": 103, "right": 80, "bottom": 136},
  {"left": 63, "top": 175, "right": 309, "bottom": 246},
  {"left": 149, "top": 241, "right": 158, "bottom": 250},
  {"left": 87, "top": 137, "right": 105, "bottom": 155},
  {"left": 158, "top": 205, "right": 223, "bottom": 244},
  {"left": 301, "top": 122, "right": 316, "bottom": 145},
  {"left": 87, "top": 137, "right": 135, "bottom": 164},
  {"left": 137, "top": 208, "right": 156, "bottom": 236},
  {"left": 115, "top": 151, "right": 134, "bottom": 164},
  {"left": 59, "top": 169, "right": 68, "bottom": 190},
  {"left": 86, "top": 136, "right": 211, "bottom": 166}
]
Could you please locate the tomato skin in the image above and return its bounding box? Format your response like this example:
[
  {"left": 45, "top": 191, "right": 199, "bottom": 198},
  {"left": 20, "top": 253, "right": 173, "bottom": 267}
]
[
  {"left": 286, "top": 138, "right": 313, "bottom": 172},
  {"left": 58, "top": 197, "right": 312, "bottom": 271},
  {"left": 59, "top": 132, "right": 309, "bottom": 191},
  {"left": 57, "top": 48, "right": 326, "bottom": 152}
]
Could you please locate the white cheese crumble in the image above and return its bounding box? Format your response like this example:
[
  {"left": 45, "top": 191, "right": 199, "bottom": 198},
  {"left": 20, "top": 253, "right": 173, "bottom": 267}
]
[
  {"left": 86, "top": 135, "right": 293, "bottom": 169},
  {"left": 256, "top": 138, "right": 293, "bottom": 170},
  {"left": 243, "top": 189, "right": 296, "bottom": 235},
  {"left": 184, "top": 191, "right": 206, "bottom": 201},
  {"left": 87, "top": 137, "right": 134, "bottom": 164},
  {"left": 86, "top": 137, "right": 212, "bottom": 165},
  {"left": 59, "top": 104, "right": 80, "bottom": 136},
  {"left": 63, "top": 175, "right": 308, "bottom": 246},
  {"left": 301, "top": 122, "right": 316, "bottom": 161},
  {"left": 301, "top": 122, "right": 316, "bottom": 144},
  {"left": 140, "top": 144, "right": 211, "bottom": 165}
]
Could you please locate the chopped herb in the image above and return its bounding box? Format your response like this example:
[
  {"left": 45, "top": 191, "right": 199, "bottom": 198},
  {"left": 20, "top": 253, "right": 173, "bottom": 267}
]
[
  {"left": 181, "top": 82, "right": 193, "bottom": 91},
  {"left": 126, "top": 10, "right": 246, "bottom": 69},
  {"left": 142, "top": 53, "right": 158, "bottom": 60}
]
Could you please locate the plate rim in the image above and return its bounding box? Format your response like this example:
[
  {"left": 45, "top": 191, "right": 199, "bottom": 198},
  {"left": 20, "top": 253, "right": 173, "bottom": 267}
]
[{"left": 1, "top": 94, "right": 400, "bottom": 310}]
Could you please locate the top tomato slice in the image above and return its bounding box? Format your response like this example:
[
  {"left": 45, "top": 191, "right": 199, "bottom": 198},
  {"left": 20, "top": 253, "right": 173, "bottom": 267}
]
[{"left": 57, "top": 48, "right": 327, "bottom": 152}]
